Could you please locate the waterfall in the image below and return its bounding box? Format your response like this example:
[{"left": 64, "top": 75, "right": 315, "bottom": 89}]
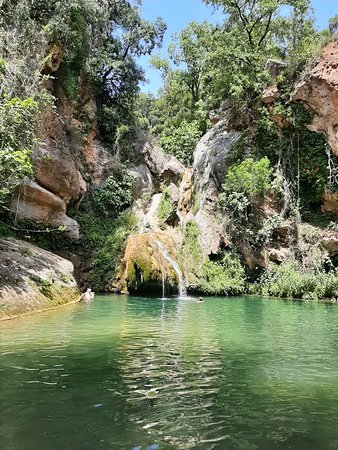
[
  {"left": 153, "top": 239, "right": 187, "bottom": 298},
  {"left": 149, "top": 237, "right": 187, "bottom": 297},
  {"left": 162, "top": 271, "right": 165, "bottom": 298}
]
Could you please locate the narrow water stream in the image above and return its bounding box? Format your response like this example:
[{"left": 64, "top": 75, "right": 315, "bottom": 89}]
[
  {"left": 152, "top": 239, "right": 187, "bottom": 298},
  {"left": 1, "top": 295, "right": 338, "bottom": 450}
]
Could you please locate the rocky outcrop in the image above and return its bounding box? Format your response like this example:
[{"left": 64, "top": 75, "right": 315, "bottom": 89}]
[
  {"left": 139, "top": 135, "right": 185, "bottom": 185},
  {"left": 192, "top": 120, "right": 240, "bottom": 255},
  {"left": 321, "top": 230, "right": 338, "bottom": 256},
  {"left": 33, "top": 135, "right": 86, "bottom": 204},
  {"left": 42, "top": 42, "right": 63, "bottom": 75},
  {"left": 292, "top": 40, "right": 338, "bottom": 157},
  {"left": 11, "top": 181, "right": 80, "bottom": 239},
  {"left": 115, "top": 231, "right": 181, "bottom": 294},
  {"left": 129, "top": 164, "right": 153, "bottom": 199},
  {"left": 0, "top": 238, "right": 80, "bottom": 319},
  {"left": 322, "top": 190, "right": 338, "bottom": 216}
]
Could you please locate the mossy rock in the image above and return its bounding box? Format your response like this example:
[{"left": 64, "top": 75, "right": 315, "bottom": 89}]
[{"left": 116, "top": 232, "right": 181, "bottom": 295}]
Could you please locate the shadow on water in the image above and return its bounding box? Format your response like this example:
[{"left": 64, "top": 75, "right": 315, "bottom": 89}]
[{"left": 1, "top": 295, "right": 338, "bottom": 449}]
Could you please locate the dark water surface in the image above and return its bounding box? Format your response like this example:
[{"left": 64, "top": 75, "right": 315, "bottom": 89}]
[{"left": 1, "top": 295, "right": 338, "bottom": 450}]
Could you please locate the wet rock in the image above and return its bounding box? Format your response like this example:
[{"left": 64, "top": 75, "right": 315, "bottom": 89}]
[
  {"left": 0, "top": 238, "right": 80, "bottom": 319},
  {"left": 115, "top": 232, "right": 180, "bottom": 294},
  {"left": 178, "top": 169, "right": 194, "bottom": 217}
]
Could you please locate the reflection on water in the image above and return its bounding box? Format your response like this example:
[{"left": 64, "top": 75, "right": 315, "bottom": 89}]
[{"left": 1, "top": 296, "right": 338, "bottom": 450}]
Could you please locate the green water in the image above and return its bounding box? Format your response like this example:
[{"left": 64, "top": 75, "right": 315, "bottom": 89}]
[{"left": 1, "top": 296, "right": 338, "bottom": 450}]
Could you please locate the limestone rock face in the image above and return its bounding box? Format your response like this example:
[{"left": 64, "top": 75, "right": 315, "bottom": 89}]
[
  {"left": 82, "top": 135, "right": 115, "bottom": 187},
  {"left": 262, "top": 85, "right": 279, "bottom": 105},
  {"left": 292, "top": 41, "right": 338, "bottom": 156},
  {"left": 178, "top": 169, "right": 194, "bottom": 218},
  {"left": 0, "top": 238, "right": 80, "bottom": 319},
  {"left": 33, "top": 140, "right": 86, "bottom": 204},
  {"left": 192, "top": 120, "right": 240, "bottom": 255},
  {"left": 129, "top": 164, "right": 153, "bottom": 199},
  {"left": 115, "top": 231, "right": 180, "bottom": 294},
  {"left": 140, "top": 136, "right": 185, "bottom": 185},
  {"left": 11, "top": 181, "right": 80, "bottom": 240}
]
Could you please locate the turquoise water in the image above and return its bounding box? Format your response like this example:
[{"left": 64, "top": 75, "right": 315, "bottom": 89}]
[{"left": 1, "top": 295, "right": 338, "bottom": 450}]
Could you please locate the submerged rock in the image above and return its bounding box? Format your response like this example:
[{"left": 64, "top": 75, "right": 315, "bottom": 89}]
[{"left": 0, "top": 238, "right": 80, "bottom": 319}]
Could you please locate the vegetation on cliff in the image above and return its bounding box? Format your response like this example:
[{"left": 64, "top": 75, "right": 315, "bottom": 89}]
[{"left": 0, "top": 0, "right": 337, "bottom": 302}]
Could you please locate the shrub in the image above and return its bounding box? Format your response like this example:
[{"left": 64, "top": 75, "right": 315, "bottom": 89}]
[
  {"left": 92, "top": 168, "right": 135, "bottom": 215},
  {"left": 157, "top": 187, "right": 173, "bottom": 225},
  {"left": 181, "top": 220, "right": 246, "bottom": 295},
  {"left": 195, "top": 253, "right": 246, "bottom": 296},
  {"left": 88, "top": 211, "right": 137, "bottom": 291},
  {"left": 0, "top": 97, "right": 40, "bottom": 203},
  {"left": 158, "top": 120, "right": 202, "bottom": 166},
  {"left": 256, "top": 261, "right": 338, "bottom": 300},
  {"left": 222, "top": 156, "right": 273, "bottom": 199}
]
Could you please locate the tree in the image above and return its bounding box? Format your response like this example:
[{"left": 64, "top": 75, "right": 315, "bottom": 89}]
[{"left": 329, "top": 14, "right": 338, "bottom": 35}]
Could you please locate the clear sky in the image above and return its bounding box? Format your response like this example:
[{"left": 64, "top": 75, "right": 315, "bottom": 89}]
[{"left": 138, "top": 0, "right": 338, "bottom": 94}]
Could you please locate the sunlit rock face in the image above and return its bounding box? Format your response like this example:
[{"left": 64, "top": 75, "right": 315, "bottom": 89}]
[
  {"left": 10, "top": 181, "right": 80, "bottom": 240},
  {"left": 192, "top": 120, "right": 240, "bottom": 256},
  {"left": 292, "top": 41, "right": 338, "bottom": 157},
  {"left": 137, "top": 133, "right": 185, "bottom": 186},
  {"left": 41, "top": 42, "right": 63, "bottom": 75},
  {"left": 0, "top": 238, "right": 80, "bottom": 319}
]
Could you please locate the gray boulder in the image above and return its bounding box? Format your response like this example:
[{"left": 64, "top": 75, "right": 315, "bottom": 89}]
[{"left": 139, "top": 135, "right": 185, "bottom": 185}]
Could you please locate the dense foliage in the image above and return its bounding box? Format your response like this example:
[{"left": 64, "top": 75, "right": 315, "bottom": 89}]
[
  {"left": 136, "top": 0, "right": 332, "bottom": 166},
  {"left": 0, "top": 0, "right": 165, "bottom": 205},
  {"left": 181, "top": 221, "right": 246, "bottom": 295},
  {"left": 255, "top": 260, "right": 338, "bottom": 300}
]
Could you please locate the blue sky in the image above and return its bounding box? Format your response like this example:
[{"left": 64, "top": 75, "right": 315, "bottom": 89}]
[{"left": 138, "top": 0, "right": 338, "bottom": 93}]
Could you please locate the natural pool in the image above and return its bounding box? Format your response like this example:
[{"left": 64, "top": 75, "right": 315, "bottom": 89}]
[{"left": 1, "top": 295, "right": 338, "bottom": 450}]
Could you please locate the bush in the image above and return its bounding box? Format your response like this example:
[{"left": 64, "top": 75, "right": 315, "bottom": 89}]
[
  {"left": 157, "top": 187, "right": 173, "bottom": 225},
  {"left": 0, "top": 97, "right": 40, "bottom": 203},
  {"left": 222, "top": 156, "right": 273, "bottom": 199},
  {"left": 256, "top": 261, "right": 338, "bottom": 300},
  {"left": 92, "top": 168, "right": 135, "bottom": 215},
  {"left": 88, "top": 211, "right": 137, "bottom": 291},
  {"left": 158, "top": 120, "right": 202, "bottom": 166},
  {"left": 180, "top": 220, "right": 246, "bottom": 295},
  {"left": 195, "top": 253, "right": 246, "bottom": 296}
]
